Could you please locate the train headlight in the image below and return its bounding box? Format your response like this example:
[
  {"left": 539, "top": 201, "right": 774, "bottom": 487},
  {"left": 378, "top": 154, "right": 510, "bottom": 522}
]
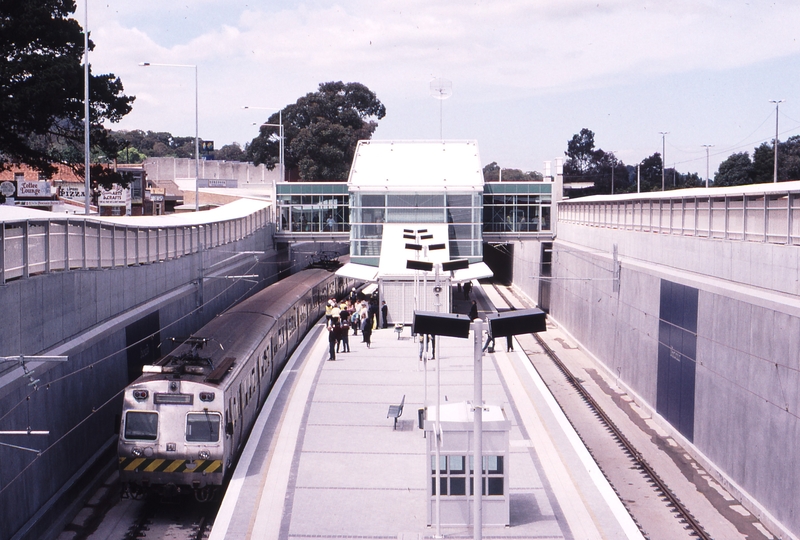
[
  {"left": 132, "top": 447, "right": 143, "bottom": 457},
  {"left": 198, "top": 450, "right": 210, "bottom": 460},
  {"left": 199, "top": 392, "right": 215, "bottom": 402},
  {"left": 132, "top": 389, "right": 149, "bottom": 401}
]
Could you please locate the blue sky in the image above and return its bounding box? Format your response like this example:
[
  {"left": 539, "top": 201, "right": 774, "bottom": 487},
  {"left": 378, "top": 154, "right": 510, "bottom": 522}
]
[{"left": 79, "top": 0, "right": 800, "bottom": 178}]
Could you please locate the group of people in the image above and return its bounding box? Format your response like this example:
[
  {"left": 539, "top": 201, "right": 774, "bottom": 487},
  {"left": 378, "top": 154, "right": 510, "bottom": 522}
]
[{"left": 325, "top": 290, "right": 390, "bottom": 361}]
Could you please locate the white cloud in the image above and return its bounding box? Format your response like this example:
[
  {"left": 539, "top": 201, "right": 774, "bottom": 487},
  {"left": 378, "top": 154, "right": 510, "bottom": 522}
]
[{"left": 78, "top": 0, "right": 800, "bottom": 172}]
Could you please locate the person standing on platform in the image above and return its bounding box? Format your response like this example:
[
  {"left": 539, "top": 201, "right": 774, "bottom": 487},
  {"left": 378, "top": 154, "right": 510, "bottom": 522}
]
[
  {"left": 331, "top": 302, "right": 341, "bottom": 326},
  {"left": 482, "top": 317, "right": 495, "bottom": 353},
  {"left": 468, "top": 300, "right": 478, "bottom": 321},
  {"left": 506, "top": 335, "right": 514, "bottom": 352},
  {"left": 381, "top": 301, "right": 389, "bottom": 329},
  {"left": 418, "top": 333, "right": 425, "bottom": 360},
  {"left": 361, "top": 314, "right": 372, "bottom": 348},
  {"left": 325, "top": 300, "right": 334, "bottom": 326},
  {"left": 351, "top": 310, "right": 360, "bottom": 336},
  {"left": 341, "top": 319, "right": 350, "bottom": 352},
  {"left": 463, "top": 281, "right": 472, "bottom": 299},
  {"left": 327, "top": 323, "right": 338, "bottom": 361}
]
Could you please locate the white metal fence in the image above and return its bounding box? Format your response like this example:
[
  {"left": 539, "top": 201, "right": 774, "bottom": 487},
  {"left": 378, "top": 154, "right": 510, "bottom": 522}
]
[
  {"left": 558, "top": 183, "right": 800, "bottom": 245},
  {"left": 1, "top": 206, "right": 271, "bottom": 284}
]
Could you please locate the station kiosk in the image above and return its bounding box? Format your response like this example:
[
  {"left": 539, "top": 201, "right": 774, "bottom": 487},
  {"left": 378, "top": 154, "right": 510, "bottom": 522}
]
[{"left": 424, "top": 401, "right": 511, "bottom": 527}]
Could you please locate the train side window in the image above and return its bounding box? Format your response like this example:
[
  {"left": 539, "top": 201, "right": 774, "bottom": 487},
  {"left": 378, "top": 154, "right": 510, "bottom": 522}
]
[
  {"left": 124, "top": 411, "right": 158, "bottom": 440},
  {"left": 186, "top": 412, "right": 221, "bottom": 442}
]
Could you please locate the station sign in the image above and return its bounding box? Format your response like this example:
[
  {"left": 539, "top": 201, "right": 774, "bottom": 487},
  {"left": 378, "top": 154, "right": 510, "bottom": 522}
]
[{"left": 197, "top": 178, "right": 238, "bottom": 188}]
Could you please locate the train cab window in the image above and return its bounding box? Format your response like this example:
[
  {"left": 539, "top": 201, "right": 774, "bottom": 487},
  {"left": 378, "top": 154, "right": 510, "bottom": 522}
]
[
  {"left": 124, "top": 411, "right": 158, "bottom": 440},
  {"left": 186, "top": 412, "right": 221, "bottom": 442}
]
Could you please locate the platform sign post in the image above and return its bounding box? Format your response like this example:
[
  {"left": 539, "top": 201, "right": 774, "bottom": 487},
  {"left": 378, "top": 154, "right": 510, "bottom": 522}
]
[{"left": 473, "top": 318, "right": 484, "bottom": 540}]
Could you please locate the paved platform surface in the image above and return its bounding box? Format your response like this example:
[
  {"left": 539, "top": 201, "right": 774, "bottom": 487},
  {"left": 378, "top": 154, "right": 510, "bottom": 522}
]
[{"left": 210, "top": 286, "right": 644, "bottom": 540}]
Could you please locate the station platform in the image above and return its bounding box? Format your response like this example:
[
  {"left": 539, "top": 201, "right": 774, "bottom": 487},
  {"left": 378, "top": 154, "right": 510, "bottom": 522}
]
[{"left": 209, "top": 288, "right": 644, "bottom": 540}]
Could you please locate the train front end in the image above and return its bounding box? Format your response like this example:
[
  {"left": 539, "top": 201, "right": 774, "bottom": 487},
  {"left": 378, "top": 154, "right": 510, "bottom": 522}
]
[{"left": 118, "top": 375, "right": 226, "bottom": 501}]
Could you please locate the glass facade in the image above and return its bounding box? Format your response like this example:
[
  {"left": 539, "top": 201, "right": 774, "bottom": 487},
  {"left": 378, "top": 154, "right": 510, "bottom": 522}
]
[
  {"left": 349, "top": 191, "right": 483, "bottom": 266},
  {"left": 482, "top": 183, "right": 552, "bottom": 233},
  {"left": 276, "top": 182, "right": 350, "bottom": 233}
]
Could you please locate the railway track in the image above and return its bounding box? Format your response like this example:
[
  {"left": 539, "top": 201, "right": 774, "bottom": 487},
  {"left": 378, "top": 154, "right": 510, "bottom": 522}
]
[{"left": 489, "top": 283, "right": 713, "bottom": 540}]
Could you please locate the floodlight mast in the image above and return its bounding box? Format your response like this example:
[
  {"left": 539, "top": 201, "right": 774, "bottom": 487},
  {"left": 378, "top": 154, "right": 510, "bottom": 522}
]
[{"left": 140, "top": 62, "right": 200, "bottom": 211}]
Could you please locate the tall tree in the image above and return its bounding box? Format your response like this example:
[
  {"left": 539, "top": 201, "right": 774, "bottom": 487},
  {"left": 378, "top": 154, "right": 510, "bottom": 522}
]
[
  {"left": 0, "top": 0, "right": 135, "bottom": 180},
  {"left": 563, "top": 128, "right": 628, "bottom": 195},
  {"left": 714, "top": 152, "right": 754, "bottom": 186},
  {"left": 247, "top": 81, "right": 386, "bottom": 181},
  {"left": 638, "top": 153, "right": 663, "bottom": 192}
]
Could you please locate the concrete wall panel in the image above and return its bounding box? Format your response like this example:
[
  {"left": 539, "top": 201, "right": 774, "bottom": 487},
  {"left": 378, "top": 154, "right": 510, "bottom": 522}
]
[{"left": 545, "top": 224, "right": 800, "bottom": 537}]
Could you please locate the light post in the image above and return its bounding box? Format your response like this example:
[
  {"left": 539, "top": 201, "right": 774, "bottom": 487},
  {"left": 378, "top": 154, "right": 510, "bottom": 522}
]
[
  {"left": 659, "top": 132, "right": 669, "bottom": 191},
  {"left": 83, "top": 0, "right": 90, "bottom": 214},
  {"left": 701, "top": 144, "right": 714, "bottom": 188},
  {"left": 140, "top": 62, "right": 200, "bottom": 211},
  {"left": 769, "top": 99, "right": 784, "bottom": 183},
  {"left": 243, "top": 106, "right": 284, "bottom": 184}
]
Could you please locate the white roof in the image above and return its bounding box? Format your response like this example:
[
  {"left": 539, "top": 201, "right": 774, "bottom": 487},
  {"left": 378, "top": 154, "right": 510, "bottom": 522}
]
[
  {"left": 336, "top": 262, "right": 379, "bottom": 281},
  {"left": 348, "top": 140, "right": 484, "bottom": 191}
]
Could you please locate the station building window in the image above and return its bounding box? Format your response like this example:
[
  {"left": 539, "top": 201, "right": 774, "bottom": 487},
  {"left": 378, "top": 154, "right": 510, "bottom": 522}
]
[{"left": 351, "top": 191, "right": 483, "bottom": 266}]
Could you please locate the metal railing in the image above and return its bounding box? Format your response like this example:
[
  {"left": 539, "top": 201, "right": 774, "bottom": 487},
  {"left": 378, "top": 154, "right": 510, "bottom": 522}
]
[
  {"left": 1, "top": 204, "right": 271, "bottom": 284},
  {"left": 558, "top": 182, "right": 800, "bottom": 246}
]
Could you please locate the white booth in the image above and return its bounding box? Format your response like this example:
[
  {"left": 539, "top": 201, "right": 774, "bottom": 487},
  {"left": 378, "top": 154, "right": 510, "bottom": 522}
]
[{"left": 424, "top": 401, "right": 511, "bottom": 527}]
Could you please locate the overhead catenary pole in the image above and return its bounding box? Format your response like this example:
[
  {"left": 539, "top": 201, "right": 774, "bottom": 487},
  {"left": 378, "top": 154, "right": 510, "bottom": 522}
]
[
  {"left": 701, "top": 145, "right": 714, "bottom": 188},
  {"left": 659, "top": 132, "right": 669, "bottom": 191},
  {"left": 769, "top": 99, "right": 784, "bottom": 183},
  {"left": 139, "top": 62, "right": 200, "bottom": 211}
]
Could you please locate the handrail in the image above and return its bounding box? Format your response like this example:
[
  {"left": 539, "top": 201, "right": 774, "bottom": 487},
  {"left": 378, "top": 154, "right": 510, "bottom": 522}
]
[
  {"left": 558, "top": 183, "right": 800, "bottom": 246},
  {"left": 0, "top": 200, "right": 272, "bottom": 284}
]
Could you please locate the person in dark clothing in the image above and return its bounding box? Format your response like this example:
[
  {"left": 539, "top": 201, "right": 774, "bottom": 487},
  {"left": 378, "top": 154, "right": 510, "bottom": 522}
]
[
  {"left": 368, "top": 300, "right": 378, "bottom": 330},
  {"left": 361, "top": 315, "right": 372, "bottom": 348},
  {"left": 381, "top": 301, "right": 389, "bottom": 329},
  {"left": 506, "top": 335, "right": 514, "bottom": 352},
  {"left": 327, "top": 324, "right": 338, "bottom": 361},
  {"left": 340, "top": 320, "right": 350, "bottom": 352},
  {"left": 463, "top": 281, "right": 472, "bottom": 299},
  {"left": 468, "top": 300, "right": 478, "bottom": 321}
]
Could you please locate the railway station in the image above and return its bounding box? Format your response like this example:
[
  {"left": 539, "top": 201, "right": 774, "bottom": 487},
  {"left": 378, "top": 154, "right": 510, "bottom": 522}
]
[{"left": 2, "top": 141, "right": 799, "bottom": 540}]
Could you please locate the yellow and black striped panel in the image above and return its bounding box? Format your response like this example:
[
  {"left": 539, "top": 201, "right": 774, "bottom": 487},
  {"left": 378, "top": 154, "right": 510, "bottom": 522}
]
[{"left": 118, "top": 457, "right": 223, "bottom": 474}]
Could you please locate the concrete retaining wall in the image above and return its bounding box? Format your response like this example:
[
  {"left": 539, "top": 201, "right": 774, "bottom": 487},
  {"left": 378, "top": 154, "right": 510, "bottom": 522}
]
[{"left": 542, "top": 222, "right": 800, "bottom": 538}]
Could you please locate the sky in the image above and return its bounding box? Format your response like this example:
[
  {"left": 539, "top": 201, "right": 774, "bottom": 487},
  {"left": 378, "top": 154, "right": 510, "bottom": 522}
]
[{"left": 77, "top": 0, "right": 800, "bottom": 179}]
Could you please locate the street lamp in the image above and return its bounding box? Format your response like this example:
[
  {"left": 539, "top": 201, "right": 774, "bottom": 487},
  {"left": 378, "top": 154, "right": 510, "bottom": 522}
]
[
  {"left": 140, "top": 62, "right": 200, "bottom": 211},
  {"left": 701, "top": 144, "right": 714, "bottom": 188},
  {"left": 769, "top": 99, "right": 785, "bottom": 183},
  {"left": 243, "top": 106, "right": 284, "bottom": 184},
  {"left": 659, "top": 132, "right": 669, "bottom": 191},
  {"left": 83, "top": 0, "right": 90, "bottom": 215}
]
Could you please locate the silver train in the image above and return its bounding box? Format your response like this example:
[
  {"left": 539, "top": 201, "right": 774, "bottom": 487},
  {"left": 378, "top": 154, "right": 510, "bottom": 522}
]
[{"left": 118, "top": 265, "right": 355, "bottom": 501}]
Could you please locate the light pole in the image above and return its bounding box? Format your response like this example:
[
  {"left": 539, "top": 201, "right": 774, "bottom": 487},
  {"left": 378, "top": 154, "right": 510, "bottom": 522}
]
[
  {"left": 769, "top": 99, "right": 784, "bottom": 183},
  {"left": 83, "top": 0, "right": 90, "bottom": 214},
  {"left": 140, "top": 62, "right": 200, "bottom": 211},
  {"left": 243, "top": 106, "right": 284, "bottom": 184},
  {"left": 701, "top": 144, "right": 714, "bottom": 188},
  {"left": 659, "top": 132, "right": 669, "bottom": 191}
]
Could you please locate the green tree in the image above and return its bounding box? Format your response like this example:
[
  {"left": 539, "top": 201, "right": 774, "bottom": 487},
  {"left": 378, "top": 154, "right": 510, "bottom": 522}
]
[
  {"left": 714, "top": 152, "right": 754, "bottom": 186},
  {"left": 0, "top": 0, "right": 134, "bottom": 181},
  {"left": 563, "top": 129, "right": 629, "bottom": 195},
  {"left": 564, "top": 128, "right": 597, "bottom": 176},
  {"left": 247, "top": 81, "right": 386, "bottom": 181},
  {"left": 482, "top": 162, "right": 542, "bottom": 182},
  {"left": 214, "top": 143, "right": 248, "bottom": 162},
  {"left": 638, "top": 153, "right": 663, "bottom": 192}
]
